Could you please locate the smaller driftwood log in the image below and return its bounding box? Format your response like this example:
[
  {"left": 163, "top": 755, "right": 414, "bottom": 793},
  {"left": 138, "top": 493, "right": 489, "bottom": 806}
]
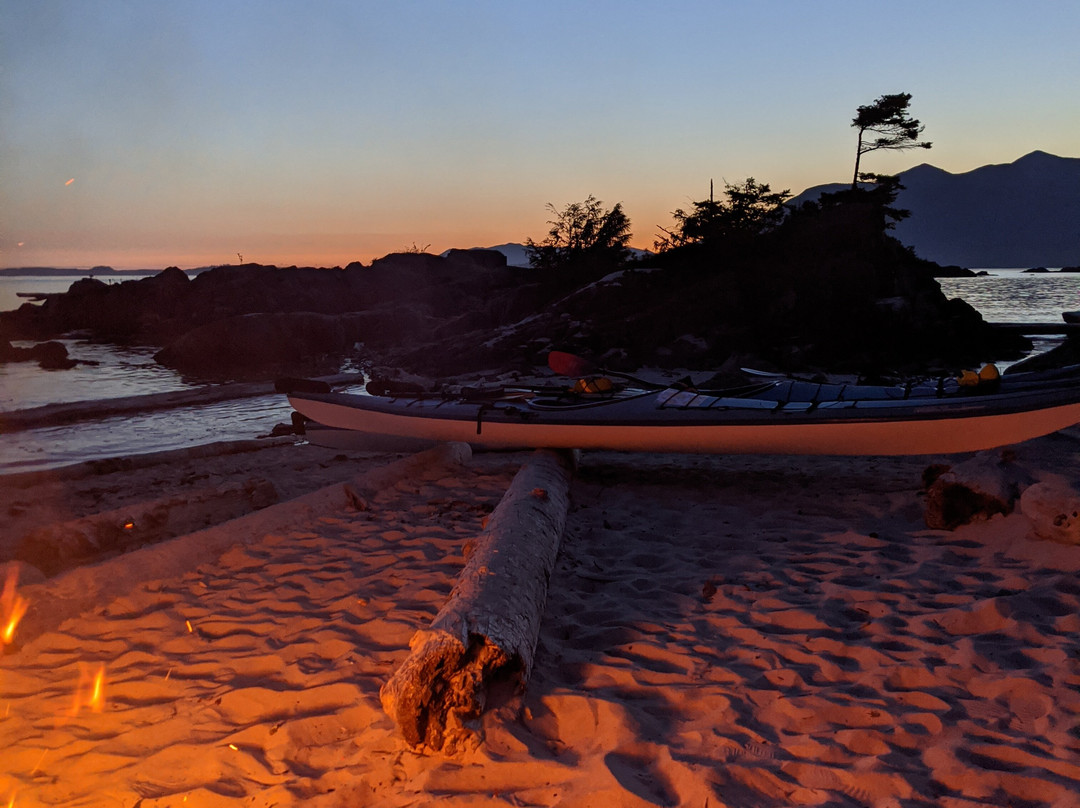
[
  {"left": 923, "top": 450, "right": 1034, "bottom": 530},
  {"left": 15, "top": 478, "right": 278, "bottom": 575},
  {"left": 380, "top": 448, "right": 576, "bottom": 753}
]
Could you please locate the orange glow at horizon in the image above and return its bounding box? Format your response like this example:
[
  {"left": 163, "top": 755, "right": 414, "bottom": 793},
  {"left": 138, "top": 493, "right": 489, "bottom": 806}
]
[{"left": 1, "top": 568, "right": 29, "bottom": 645}]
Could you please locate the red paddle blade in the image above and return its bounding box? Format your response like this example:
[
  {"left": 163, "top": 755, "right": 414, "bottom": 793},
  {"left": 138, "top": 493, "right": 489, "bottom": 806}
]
[{"left": 548, "top": 350, "right": 596, "bottom": 377}]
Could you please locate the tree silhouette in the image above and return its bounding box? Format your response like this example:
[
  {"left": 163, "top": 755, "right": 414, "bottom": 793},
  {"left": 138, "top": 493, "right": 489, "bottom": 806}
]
[
  {"left": 525, "top": 195, "right": 631, "bottom": 272},
  {"left": 654, "top": 178, "right": 789, "bottom": 250},
  {"left": 851, "top": 93, "right": 931, "bottom": 188}
]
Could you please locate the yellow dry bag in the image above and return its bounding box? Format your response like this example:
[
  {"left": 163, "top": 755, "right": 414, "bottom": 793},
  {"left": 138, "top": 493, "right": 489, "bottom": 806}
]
[{"left": 572, "top": 376, "right": 614, "bottom": 395}]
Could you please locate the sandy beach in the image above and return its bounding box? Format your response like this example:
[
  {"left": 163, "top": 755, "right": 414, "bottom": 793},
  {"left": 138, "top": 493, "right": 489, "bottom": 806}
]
[{"left": 3, "top": 429, "right": 1080, "bottom": 807}]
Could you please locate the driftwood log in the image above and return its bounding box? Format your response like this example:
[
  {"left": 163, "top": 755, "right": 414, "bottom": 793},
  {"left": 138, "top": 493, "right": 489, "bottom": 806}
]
[
  {"left": 15, "top": 478, "right": 278, "bottom": 575},
  {"left": 380, "top": 448, "right": 576, "bottom": 753},
  {"left": 923, "top": 450, "right": 1035, "bottom": 530},
  {"left": 9, "top": 443, "right": 472, "bottom": 649},
  {"left": 1021, "top": 477, "right": 1080, "bottom": 544}
]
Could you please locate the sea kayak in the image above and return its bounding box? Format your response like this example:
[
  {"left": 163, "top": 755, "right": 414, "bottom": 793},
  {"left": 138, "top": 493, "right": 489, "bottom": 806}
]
[{"left": 287, "top": 367, "right": 1080, "bottom": 456}]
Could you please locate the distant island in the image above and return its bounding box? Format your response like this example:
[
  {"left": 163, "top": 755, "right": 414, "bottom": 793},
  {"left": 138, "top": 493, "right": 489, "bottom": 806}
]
[
  {"left": 1, "top": 266, "right": 153, "bottom": 276},
  {"left": 0, "top": 266, "right": 211, "bottom": 277}
]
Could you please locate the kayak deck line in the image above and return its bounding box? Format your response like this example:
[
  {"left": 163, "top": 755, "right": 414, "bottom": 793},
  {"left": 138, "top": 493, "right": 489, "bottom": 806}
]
[{"left": 288, "top": 364, "right": 1080, "bottom": 456}]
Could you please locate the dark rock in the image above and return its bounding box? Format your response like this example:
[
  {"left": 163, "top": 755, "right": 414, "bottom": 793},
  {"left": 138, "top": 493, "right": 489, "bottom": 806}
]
[
  {"left": 931, "top": 265, "right": 977, "bottom": 277},
  {"left": 33, "top": 340, "right": 77, "bottom": 369},
  {"left": 396, "top": 201, "right": 1030, "bottom": 376},
  {"left": 1005, "top": 338, "right": 1080, "bottom": 374},
  {"left": 0, "top": 199, "right": 1035, "bottom": 381},
  {"left": 268, "top": 422, "right": 298, "bottom": 437},
  {"left": 0, "top": 269, "right": 192, "bottom": 342},
  {"left": 154, "top": 312, "right": 357, "bottom": 379},
  {"left": 921, "top": 463, "right": 952, "bottom": 489},
  {"left": 1024, "top": 266, "right": 1050, "bottom": 273},
  {"left": 0, "top": 339, "right": 77, "bottom": 369}
]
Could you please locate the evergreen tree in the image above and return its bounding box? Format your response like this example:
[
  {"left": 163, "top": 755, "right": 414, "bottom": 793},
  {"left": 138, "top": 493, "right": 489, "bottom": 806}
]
[
  {"left": 851, "top": 93, "right": 931, "bottom": 188},
  {"left": 526, "top": 196, "right": 632, "bottom": 272},
  {"left": 655, "top": 178, "right": 789, "bottom": 250}
]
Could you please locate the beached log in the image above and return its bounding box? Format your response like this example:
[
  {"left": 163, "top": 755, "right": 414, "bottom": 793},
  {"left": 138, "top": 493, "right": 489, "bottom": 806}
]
[
  {"left": 924, "top": 450, "right": 1034, "bottom": 530},
  {"left": 11, "top": 442, "right": 474, "bottom": 648},
  {"left": 380, "top": 448, "right": 576, "bottom": 754},
  {"left": 15, "top": 478, "right": 278, "bottom": 575}
]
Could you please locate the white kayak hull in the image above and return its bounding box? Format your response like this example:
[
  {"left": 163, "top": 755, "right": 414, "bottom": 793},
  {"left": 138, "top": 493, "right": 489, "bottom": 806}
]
[{"left": 289, "top": 373, "right": 1080, "bottom": 456}]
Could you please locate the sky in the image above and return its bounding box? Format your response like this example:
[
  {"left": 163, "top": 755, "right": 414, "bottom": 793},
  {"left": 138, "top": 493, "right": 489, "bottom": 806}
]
[{"left": 1, "top": 1, "right": 1078, "bottom": 270}]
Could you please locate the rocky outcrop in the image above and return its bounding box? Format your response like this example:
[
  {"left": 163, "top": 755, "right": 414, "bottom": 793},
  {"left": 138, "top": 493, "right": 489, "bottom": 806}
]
[
  {"left": 1005, "top": 336, "right": 1080, "bottom": 374},
  {"left": 0, "top": 339, "right": 77, "bottom": 369},
  {"left": 30, "top": 267, "right": 191, "bottom": 342},
  {"left": 152, "top": 306, "right": 445, "bottom": 378},
  {"left": 0, "top": 206, "right": 1032, "bottom": 380},
  {"left": 0, "top": 255, "right": 517, "bottom": 348},
  {"left": 153, "top": 312, "right": 357, "bottom": 378},
  {"left": 389, "top": 201, "right": 1028, "bottom": 377}
]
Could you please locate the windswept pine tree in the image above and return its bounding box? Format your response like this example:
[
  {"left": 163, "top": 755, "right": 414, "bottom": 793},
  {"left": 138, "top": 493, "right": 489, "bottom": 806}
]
[{"left": 851, "top": 92, "right": 932, "bottom": 188}]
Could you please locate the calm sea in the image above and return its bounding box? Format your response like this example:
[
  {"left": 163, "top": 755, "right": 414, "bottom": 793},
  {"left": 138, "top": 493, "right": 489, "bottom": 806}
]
[{"left": 1, "top": 269, "right": 1078, "bottom": 473}]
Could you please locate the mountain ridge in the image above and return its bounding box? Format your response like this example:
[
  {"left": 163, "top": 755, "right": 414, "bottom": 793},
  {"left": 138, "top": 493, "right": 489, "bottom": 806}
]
[{"left": 790, "top": 151, "right": 1080, "bottom": 267}]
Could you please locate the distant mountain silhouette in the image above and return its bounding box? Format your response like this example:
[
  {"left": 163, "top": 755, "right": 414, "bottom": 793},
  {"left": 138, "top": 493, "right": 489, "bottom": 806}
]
[
  {"left": 439, "top": 244, "right": 531, "bottom": 267},
  {"left": 480, "top": 243, "right": 533, "bottom": 267},
  {"left": 790, "top": 151, "right": 1080, "bottom": 267}
]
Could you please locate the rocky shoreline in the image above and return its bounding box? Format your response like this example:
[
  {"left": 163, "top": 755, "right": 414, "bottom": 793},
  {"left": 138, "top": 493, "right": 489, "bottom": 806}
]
[{"left": 0, "top": 202, "right": 1033, "bottom": 386}]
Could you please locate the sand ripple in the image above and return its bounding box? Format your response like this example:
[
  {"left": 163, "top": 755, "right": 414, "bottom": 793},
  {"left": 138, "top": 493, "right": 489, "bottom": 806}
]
[{"left": 2, "top": 448, "right": 1079, "bottom": 806}]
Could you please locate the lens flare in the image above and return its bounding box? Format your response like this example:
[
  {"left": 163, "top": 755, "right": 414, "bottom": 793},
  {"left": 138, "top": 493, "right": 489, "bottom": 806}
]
[
  {"left": 71, "top": 663, "right": 107, "bottom": 715},
  {"left": 1, "top": 568, "right": 29, "bottom": 645}
]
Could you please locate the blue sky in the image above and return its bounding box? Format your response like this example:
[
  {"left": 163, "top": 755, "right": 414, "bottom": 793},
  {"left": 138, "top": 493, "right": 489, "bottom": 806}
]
[{"left": 2, "top": 0, "right": 1078, "bottom": 268}]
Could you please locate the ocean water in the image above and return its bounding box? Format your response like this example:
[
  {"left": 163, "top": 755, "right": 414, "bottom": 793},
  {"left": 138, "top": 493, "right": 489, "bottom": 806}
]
[
  {"left": 0, "top": 339, "right": 190, "bottom": 411},
  {"left": 0, "top": 276, "right": 84, "bottom": 312},
  {"left": 1, "top": 276, "right": 308, "bottom": 472},
  {"left": 1, "top": 395, "right": 294, "bottom": 474},
  {"left": 937, "top": 268, "right": 1080, "bottom": 323},
  {"left": 2, "top": 269, "right": 1078, "bottom": 473}
]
